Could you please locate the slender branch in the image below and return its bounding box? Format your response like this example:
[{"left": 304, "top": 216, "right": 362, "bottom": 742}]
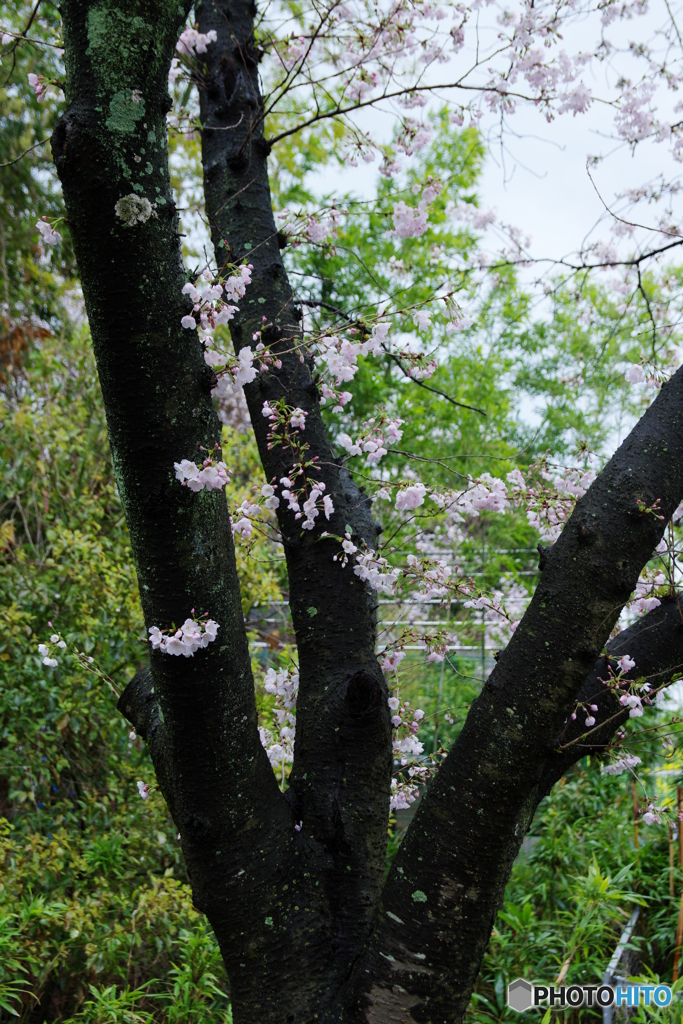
[
  {"left": 382, "top": 346, "right": 487, "bottom": 416},
  {"left": 0, "top": 137, "right": 50, "bottom": 168}
]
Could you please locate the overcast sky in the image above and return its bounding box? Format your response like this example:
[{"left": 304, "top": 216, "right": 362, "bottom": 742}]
[{"left": 311, "top": 0, "right": 683, "bottom": 268}]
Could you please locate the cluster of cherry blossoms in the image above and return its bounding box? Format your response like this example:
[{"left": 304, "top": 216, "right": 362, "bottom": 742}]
[
  {"left": 609, "top": 654, "right": 653, "bottom": 720},
  {"left": 389, "top": 178, "right": 442, "bottom": 239},
  {"left": 314, "top": 325, "right": 386, "bottom": 388},
  {"left": 258, "top": 666, "right": 299, "bottom": 781},
  {"left": 338, "top": 416, "right": 404, "bottom": 464},
  {"left": 148, "top": 616, "right": 219, "bottom": 657},
  {"left": 28, "top": 72, "right": 47, "bottom": 100},
  {"left": 36, "top": 217, "right": 60, "bottom": 246},
  {"left": 626, "top": 568, "right": 666, "bottom": 617},
  {"left": 174, "top": 444, "right": 231, "bottom": 492},
  {"left": 232, "top": 474, "right": 334, "bottom": 538},
  {"left": 37, "top": 633, "right": 67, "bottom": 668},
  {"left": 404, "top": 471, "right": 513, "bottom": 518},
  {"left": 523, "top": 464, "right": 597, "bottom": 543},
  {"left": 277, "top": 206, "right": 341, "bottom": 247},
  {"left": 387, "top": 692, "right": 442, "bottom": 811},
  {"left": 178, "top": 266, "right": 274, "bottom": 400},
  {"left": 169, "top": 24, "right": 217, "bottom": 86},
  {"left": 416, "top": 460, "right": 594, "bottom": 545},
  {"left": 353, "top": 549, "right": 402, "bottom": 594},
  {"left": 600, "top": 753, "right": 642, "bottom": 776},
  {"left": 181, "top": 264, "right": 252, "bottom": 336},
  {"left": 405, "top": 554, "right": 468, "bottom": 603},
  {"left": 573, "top": 652, "right": 653, "bottom": 731}
]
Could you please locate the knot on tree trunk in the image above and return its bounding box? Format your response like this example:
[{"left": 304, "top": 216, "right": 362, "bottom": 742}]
[
  {"left": 345, "top": 671, "right": 384, "bottom": 720},
  {"left": 117, "top": 664, "right": 159, "bottom": 742}
]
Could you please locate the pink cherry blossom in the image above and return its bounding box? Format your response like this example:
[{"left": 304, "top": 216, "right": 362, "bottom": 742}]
[
  {"left": 625, "top": 364, "right": 645, "bottom": 383},
  {"left": 28, "top": 73, "right": 47, "bottom": 100},
  {"left": 395, "top": 483, "right": 427, "bottom": 511},
  {"left": 36, "top": 218, "right": 60, "bottom": 245}
]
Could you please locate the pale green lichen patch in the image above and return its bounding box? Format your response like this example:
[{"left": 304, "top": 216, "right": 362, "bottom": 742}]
[
  {"left": 411, "top": 890, "right": 427, "bottom": 902},
  {"left": 107, "top": 90, "right": 146, "bottom": 133},
  {"left": 86, "top": 7, "right": 155, "bottom": 94}
]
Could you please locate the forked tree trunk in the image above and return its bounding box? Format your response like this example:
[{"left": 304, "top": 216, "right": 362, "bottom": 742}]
[{"left": 55, "top": 2, "right": 683, "bottom": 1021}]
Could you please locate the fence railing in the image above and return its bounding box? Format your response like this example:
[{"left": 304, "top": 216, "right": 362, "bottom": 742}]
[{"left": 602, "top": 908, "right": 641, "bottom": 1024}]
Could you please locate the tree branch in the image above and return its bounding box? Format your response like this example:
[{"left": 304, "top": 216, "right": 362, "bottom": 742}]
[
  {"left": 540, "top": 594, "right": 683, "bottom": 789},
  {"left": 382, "top": 346, "right": 487, "bottom": 416},
  {"left": 196, "top": 0, "right": 392, "bottom": 1014}
]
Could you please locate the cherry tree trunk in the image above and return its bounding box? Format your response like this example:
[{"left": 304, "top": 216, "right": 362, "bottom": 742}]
[{"left": 54, "top": 2, "right": 683, "bottom": 1021}]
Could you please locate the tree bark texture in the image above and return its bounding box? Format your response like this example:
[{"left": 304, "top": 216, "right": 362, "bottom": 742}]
[{"left": 54, "top": 3, "right": 683, "bottom": 1023}]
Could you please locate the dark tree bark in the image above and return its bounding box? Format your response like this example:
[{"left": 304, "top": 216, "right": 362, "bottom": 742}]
[
  {"left": 54, "top": 3, "right": 683, "bottom": 1022},
  {"left": 52, "top": 0, "right": 298, "bottom": 1012},
  {"left": 195, "top": 0, "right": 393, "bottom": 997}
]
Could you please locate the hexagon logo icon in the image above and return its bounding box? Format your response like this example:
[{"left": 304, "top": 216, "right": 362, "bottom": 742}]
[{"left": 508, "top": 979, "right": 533, "bottom": 1012}]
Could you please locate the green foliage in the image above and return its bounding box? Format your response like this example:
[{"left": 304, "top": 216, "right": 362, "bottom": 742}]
[
  {"left": 0, "top": 3, "right": 75, "bottom": 326},
  {"left": 466, "top": 763, "right": 683, "bottom": 1023},
  {"left": 0, "top": 331, "right": 238, "bottom": 1020}
]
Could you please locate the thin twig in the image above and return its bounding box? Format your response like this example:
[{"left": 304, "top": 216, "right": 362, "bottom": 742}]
[
  {"left": 383, "top": 347, "right": 486, "bottom": 416},
  {"left": 0, "top": 136, "right": 50, "bottom": 168}
]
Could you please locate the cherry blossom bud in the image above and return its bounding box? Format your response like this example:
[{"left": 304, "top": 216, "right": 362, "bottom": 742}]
[
  {"left": 137, "top": 781, "right": 150, "bottom": 801},
  {"left": 28, "top": 73, "right": 47, "bottom": 100},
  {"left": 585, "top": 716, "right": 596, "bottom": 727}
]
